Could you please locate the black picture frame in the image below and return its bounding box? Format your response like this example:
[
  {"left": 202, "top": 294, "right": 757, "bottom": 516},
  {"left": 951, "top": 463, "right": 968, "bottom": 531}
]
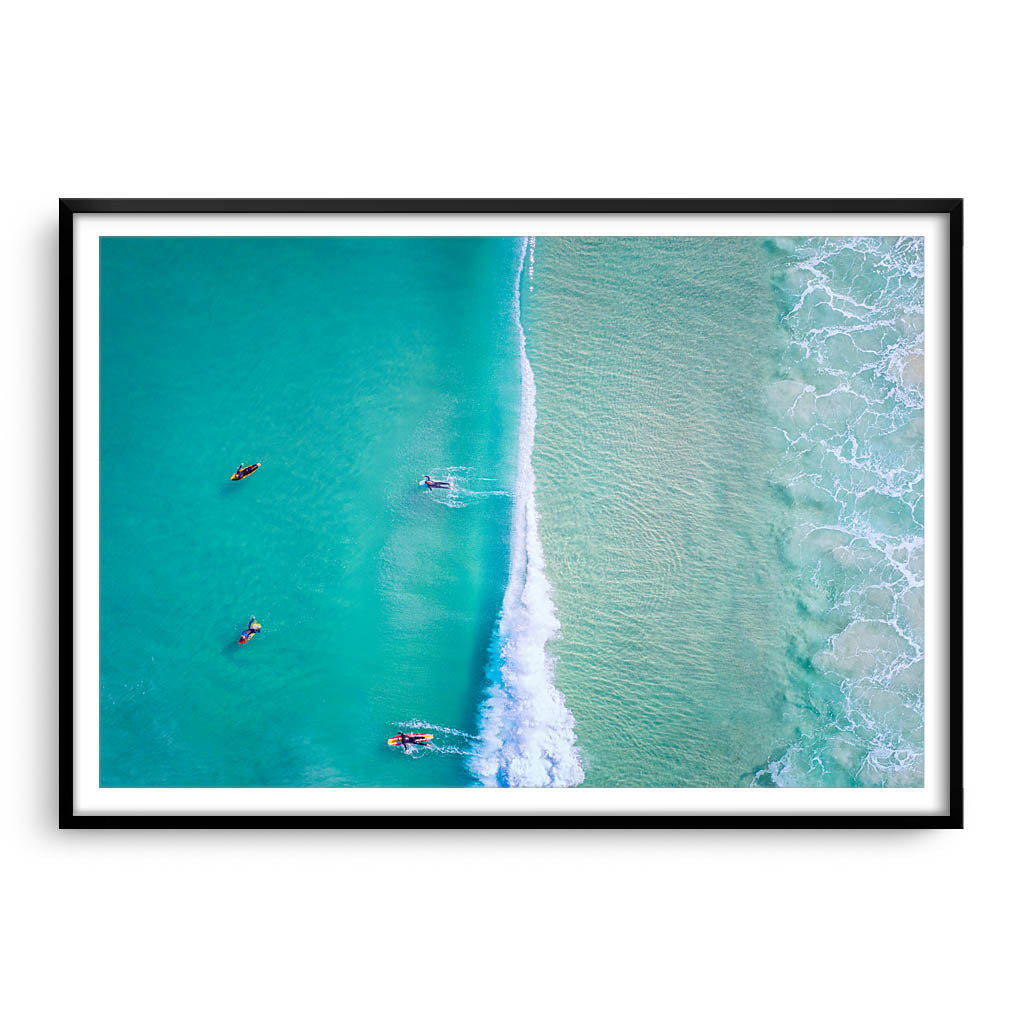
[{"left": 61, "top": 198, "right": 963, "bottom": 828}]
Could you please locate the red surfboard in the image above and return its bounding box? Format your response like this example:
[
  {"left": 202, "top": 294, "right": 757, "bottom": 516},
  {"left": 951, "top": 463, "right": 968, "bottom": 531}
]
[{"left": 387, "top": 733, "right": 433, "bottom": 747}]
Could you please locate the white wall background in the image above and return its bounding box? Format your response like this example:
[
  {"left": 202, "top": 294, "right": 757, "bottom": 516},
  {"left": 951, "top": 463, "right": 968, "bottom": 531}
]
[{"left": 2, "top": 2, "right": 1016, "bottom": 1021}]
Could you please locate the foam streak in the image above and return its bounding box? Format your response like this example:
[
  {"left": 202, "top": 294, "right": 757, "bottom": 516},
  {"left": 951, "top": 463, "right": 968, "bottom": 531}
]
[{"left": 759, "top": 236, "right": 925, "bottom": 787}]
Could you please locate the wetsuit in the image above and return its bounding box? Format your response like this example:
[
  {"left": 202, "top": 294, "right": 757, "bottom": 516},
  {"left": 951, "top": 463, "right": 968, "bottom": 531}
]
[{"left": 396, "top": 733, "right": 427, "bottom": 749}]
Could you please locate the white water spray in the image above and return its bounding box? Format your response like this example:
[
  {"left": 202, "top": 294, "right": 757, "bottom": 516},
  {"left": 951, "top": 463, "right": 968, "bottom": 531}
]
[{"left": 470, "top": 238, "right": 584, "bottom": 787}]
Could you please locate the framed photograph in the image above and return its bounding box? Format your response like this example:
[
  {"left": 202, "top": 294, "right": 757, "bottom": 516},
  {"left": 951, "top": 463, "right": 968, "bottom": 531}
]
[{"left": 63, "top": 199, "right": 962, "bottom": 827}]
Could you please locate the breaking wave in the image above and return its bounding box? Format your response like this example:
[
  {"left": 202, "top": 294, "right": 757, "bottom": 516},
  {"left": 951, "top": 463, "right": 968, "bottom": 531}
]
[{"left": 470, "top": 238, "right": 584, "bottom": 787}]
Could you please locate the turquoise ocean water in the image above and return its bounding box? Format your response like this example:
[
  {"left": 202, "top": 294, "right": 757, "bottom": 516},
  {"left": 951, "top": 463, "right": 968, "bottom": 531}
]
[
  {"left": 100, "top": 234, "right": 924, "bottom": 788},
  {"left": 100, "top": 237, "right": 520, "bottom": 786}
]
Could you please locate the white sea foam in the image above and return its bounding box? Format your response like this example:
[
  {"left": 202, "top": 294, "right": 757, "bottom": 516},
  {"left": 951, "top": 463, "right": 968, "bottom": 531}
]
[
  {"left": 394, "top": 720, "right": 478, "bottom": 739},
  {"left": 470, "top": 238, "right": 584, "bottom": 787},
  {"left": 758, "top": 236, "right": 925, "bottom": 787}
]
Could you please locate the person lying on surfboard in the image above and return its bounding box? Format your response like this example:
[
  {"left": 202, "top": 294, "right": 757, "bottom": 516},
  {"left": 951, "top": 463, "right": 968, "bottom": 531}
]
[
  {"left": 238, "top": 617, "right": 262, "bottom": 644},
  {"left": 422, "top": 475, "right": 451, "bottom": 490},
  {"left": 231, "top": 461, "right": 262, "bottom": 481},
  {"left": 393, "top": 732, "right": 429, "bottom": 749}
]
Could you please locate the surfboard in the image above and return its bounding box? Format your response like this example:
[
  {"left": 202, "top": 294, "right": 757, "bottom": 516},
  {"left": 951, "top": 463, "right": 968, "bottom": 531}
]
[
  {"left": 231, "top": 462, "right": 261, "bottom": 481},
  {"left": 387, "top": 733, "right": 433, "bottom": 746}
]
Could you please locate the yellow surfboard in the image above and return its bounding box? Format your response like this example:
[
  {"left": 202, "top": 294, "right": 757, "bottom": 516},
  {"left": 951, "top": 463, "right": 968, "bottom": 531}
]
[{"left": 230, "top": 462, "right": 261, "bottom": 481}]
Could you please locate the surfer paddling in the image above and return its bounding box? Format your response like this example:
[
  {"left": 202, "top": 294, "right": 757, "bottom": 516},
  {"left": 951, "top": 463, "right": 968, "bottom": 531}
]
[
  {"left": 388, "top": 732, "right": 433, "bottom": 750},
  {"left": 238, "top": 617, "right": 262, "bottom": 645},
  {"left": 421, "top": 475, "right": 451, "bottom": 490}
]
